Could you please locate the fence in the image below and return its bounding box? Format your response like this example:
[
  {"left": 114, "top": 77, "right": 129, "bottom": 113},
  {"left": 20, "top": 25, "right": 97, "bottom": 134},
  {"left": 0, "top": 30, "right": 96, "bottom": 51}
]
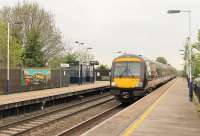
[
  {"left": 0, "top": 68, "right": 21, "bottom": 94},
  {"left": 0, "top": 64, "right": 95, "bottom": 94},
  {"left": 0, "top": 68, "right": 70, "bottom": 94},
  {"left": 96, "top": 69, "right": 111, "bottom": 81},
  {"left": 193, "top": 80, "right": 200, "bottom": 103}
]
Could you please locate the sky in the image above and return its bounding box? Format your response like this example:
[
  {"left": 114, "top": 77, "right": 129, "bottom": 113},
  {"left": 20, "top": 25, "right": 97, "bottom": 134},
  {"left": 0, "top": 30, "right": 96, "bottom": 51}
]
[{"left": 1, "top": 0, "right": 200, "bottom": 70}]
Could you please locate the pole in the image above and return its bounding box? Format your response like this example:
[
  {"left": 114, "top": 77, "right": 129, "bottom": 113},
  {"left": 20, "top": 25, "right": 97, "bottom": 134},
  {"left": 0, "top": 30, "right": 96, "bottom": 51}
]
[
  {"left": 78, "top": 63, "right": 81, "bottom": 85},
  {"left": 7, "top": 22, "right": 10, "bottom": 93},
  {"left": 93, "top": 64, "right": 95, "bottom": 83},
  {"left": 167, "top": 10, "right": 193, "bottom": 101},
  {"left": 188, "top": 11, "right": 193, "bottom": 101},
  {"left": 60, "top": 67, "right": 62, "bottom": 88}
]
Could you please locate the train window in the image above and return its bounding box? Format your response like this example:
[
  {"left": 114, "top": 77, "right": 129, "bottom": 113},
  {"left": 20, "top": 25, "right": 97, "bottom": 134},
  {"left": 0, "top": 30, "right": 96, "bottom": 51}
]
[
  {"left": 145, "top": 61, "right": 151, "bottom": 78},
  {"left": 113, "top": 62, "right": 141, "bottom": 77}
]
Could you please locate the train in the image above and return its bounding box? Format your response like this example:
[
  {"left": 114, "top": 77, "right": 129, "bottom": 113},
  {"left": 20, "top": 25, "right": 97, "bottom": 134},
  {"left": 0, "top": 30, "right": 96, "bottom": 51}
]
[{"left": 110, "top": 54, "right": 176, "bottom": 103}]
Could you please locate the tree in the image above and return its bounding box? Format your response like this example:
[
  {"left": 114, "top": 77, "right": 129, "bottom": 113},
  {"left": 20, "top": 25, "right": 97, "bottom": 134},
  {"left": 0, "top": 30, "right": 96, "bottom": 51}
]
[
  {"left": 48, "top": 56, "right": 63, "bottom": 69},
  {"left": 63, "top": 53, "right": 77, "bottom": 63},
  {"left": 186, "top": 31, "right": 200, "bottom": 77},
  {"left": 0, "top": 20, "right": 22, "bottom": 67},
  {"left": 75, "top": 50, "right": 95, "bottom": 63},
  {"left": 96, "top": 64, "right": 110, "bottom": 71},
  {"left": 0, "top": 2, "right": 64, "bottom": 63},
  {"left": 192, "top": 30, "right": 200, "bottom": 51},
  {"left": 156, "top": 57, "right": 167, "bottom": 64},
  {"left": 22, "top": 27, "right": 44, "bottom": 67}
]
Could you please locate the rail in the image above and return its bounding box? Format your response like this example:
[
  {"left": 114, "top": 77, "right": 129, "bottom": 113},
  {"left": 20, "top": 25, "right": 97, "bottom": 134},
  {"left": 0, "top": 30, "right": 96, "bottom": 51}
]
[
  {"left": 56, "top": 104, "right": 122, "bottom": 136},
  {"left": 0, "top": 93, "right": 114, "bottom": 136}
]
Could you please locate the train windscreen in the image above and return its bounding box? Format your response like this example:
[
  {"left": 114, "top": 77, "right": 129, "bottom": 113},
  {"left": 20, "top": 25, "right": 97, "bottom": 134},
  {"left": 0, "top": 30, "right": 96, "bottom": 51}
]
[{"left": 113, "top": 62, "right": 141, "bottom": 77}]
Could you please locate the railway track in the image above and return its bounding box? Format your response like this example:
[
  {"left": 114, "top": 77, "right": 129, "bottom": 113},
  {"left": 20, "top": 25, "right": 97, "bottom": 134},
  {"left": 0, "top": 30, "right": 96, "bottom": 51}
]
[
  {"left": 0, "top": 93, "right": 115, "bottom": 136},
  {"left": 56, "top": 79, "right": 176, "bottom": 136},
  {"left": 56, "top": 104, "right": 122, "bottom": 136}
]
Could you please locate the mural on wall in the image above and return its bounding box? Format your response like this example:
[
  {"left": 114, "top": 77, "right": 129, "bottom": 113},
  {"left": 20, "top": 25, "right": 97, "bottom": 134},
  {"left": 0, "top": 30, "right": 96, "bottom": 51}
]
[{"left": 21, "top": 68, "right": 51, "bottom": 87}]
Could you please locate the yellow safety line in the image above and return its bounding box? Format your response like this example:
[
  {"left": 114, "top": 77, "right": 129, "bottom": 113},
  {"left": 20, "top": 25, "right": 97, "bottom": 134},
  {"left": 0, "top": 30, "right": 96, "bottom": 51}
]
[{"left": 122, "top": 82, "right": 176, "bottom": 136}]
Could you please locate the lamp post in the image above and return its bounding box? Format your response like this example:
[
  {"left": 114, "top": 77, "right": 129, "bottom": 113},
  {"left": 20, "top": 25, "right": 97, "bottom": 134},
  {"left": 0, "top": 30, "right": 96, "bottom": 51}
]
[
  {"left": 74, "top": 41, "right": 85, "bottom": 61},
  {"left": 74, "top": 41, "right": 85, "bottom": 85},
  {"left": 114, "top": 51, "right": 127, "bottom": 55},
  {"left": 86, "top": 47, "right": 93, "bottom": 50},
  {"left": 75, "top": 41, "right": 84, "bottom": 51},
  {"left": 7, "top": 22, "right": 10, "bottom": 93},
  {"left": 7, "top": 21, "right": 23, "bottom": 93},
  {"left": 167, "top": 9, "right": 192, "bottom": 101}
]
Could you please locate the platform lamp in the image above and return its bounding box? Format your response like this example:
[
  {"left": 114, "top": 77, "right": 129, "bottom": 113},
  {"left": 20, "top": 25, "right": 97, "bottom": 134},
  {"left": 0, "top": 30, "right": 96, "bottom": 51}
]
[
  {"left": 180, "top": 49, "right": 189, "bottom": 78},
  {"left": 6, "top": 21, "right": 24, "bottom": 93},
  {"left": 114, "top": 51, "right": 127, "bottom": 55},
  {"left": 86, "top": 47, "right": 93, "bottom": 50},
  {"left": 167, "top": 9, "right": 193, "bottom": 101},
  {"left": 75, "top": 41, "right": 84, "bottom": 51},
  {"left": 74, "top": 41, "right": 84, "bottom": 85}
]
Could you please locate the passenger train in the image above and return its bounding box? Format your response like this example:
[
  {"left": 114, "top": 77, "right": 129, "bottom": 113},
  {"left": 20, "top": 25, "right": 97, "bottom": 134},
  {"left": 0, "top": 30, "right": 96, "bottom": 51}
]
[{"left": 110, "top": 54, "right": 176, "bottom": 103}]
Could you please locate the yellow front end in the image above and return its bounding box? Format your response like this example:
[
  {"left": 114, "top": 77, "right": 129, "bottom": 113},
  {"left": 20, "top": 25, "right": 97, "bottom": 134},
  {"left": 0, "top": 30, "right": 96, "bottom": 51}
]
[
  {"left": 111, "top": 55, "right": 145, "bottom": 103},
  {"left": 113, "top": 77, "right": 140, "bottom": 88}
]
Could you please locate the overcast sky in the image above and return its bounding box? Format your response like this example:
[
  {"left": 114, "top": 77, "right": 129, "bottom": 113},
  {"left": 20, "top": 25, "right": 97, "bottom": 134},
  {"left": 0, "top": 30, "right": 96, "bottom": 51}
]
[{"left": 1, "top": 0, "right": 200, "bottom": 70}]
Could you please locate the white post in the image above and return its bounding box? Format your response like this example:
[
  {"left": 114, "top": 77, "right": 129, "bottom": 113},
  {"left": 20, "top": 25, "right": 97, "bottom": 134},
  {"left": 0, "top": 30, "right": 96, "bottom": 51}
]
[
  {"left": 167, "top": 9, "right": 193, "bottom": 101},
  {"left": 60, "top": 67, "right": 62, "bottom": 88},
  {"left": 7, "top": 22, "right": 10, "bottom": 93},
  {"left": 188, "top": 11, "right": 193, "bottom": 101}
]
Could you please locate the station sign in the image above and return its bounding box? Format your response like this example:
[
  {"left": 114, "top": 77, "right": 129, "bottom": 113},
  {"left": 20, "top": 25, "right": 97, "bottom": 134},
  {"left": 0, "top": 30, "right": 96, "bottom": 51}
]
[{"left": 60, "top": 63, "right": 69, "bottom": 68}]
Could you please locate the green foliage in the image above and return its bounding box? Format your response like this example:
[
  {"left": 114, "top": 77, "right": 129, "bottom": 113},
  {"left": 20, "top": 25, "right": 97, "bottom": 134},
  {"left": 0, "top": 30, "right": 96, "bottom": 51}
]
[
  {"left": 192, "top": 53, "right": 200, "bottom": 77},
  {"left": 156, "top": 57, "right": 167, "bottom": 64},
  {"left": 48, "top": 56, "right": 63, "bottom": 69},
  {"left": 0, "top": 2, "right": 95, "bottom": 68},
  {"left": 48, "top": 53, "right": 78, "bottom": 69},
  {"left": 48, "top": 51, "right": 95, "bottom": 68},
  {"left": 75, "top": 50, "right": 95, "bottom": 63},
  {"left": 191, "top": 30, "right": 200, "bottom": 77},
  {"left": 96, "top": 64, "right": 110, "bottom": 71},
  {"left": 0, "top": 1, "right": 64, "bottom": 64},
  {"left": 0, "top": 2, "right": 97, "bottom": 68},
  {"left": 63, "top": 50, "right": 95, "bottom": 63},
  {"left": 0, "top": 21, "right": 7, "bottom": 65},
  {"left": 63, "top": 53, "right": 78, "bottom": 63},
  {"left": 22, "top": 28, "right": 44, "bottom": 67},
  {"left": 198, "top": 30, "right": 200, "bottom": 42},
  {"left": 0, "top": 20, "right": 22, "bottom": 67},
  {"left": 10, "top": 36, "right": 23, "bottom": 66}
]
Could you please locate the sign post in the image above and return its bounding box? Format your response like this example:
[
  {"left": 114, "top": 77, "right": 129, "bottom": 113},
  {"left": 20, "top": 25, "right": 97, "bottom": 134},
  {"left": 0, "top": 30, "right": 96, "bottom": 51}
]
[{"left": 60, "top": 63, "right": 69, "bottom": 87}]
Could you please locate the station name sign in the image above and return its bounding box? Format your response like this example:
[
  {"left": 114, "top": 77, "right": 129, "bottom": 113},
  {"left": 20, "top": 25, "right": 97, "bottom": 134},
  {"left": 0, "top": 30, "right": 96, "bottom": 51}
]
[{"left": 60, "top": 63, "right": 69, "bottom": 68}]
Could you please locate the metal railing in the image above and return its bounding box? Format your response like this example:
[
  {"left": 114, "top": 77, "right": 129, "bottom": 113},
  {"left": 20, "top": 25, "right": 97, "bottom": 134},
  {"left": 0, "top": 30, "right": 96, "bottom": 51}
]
[{"left": 193, "top": 78, "right": 200, "bottom": 103}]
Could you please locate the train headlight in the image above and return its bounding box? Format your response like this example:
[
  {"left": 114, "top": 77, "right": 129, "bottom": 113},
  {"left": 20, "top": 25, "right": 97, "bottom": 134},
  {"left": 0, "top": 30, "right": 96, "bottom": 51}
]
[
  {"left": 137, "top": 82, "right": 143, "bottom": 87},
  {"left": 111, "top": 82, "right": 116, "bottom": 87}
]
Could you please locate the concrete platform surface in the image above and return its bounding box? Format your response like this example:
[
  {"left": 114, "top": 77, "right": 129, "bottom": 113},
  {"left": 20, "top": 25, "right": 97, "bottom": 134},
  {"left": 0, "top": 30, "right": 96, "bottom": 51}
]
[
  {"left": 0, "top": 81, "right": 109, "bottom": 106},
  {"left": 82, "top": 78, "right": 200, "bottom": 136},
  {"left": 125, "top": 78, "right": 200, "bottom": 136}
]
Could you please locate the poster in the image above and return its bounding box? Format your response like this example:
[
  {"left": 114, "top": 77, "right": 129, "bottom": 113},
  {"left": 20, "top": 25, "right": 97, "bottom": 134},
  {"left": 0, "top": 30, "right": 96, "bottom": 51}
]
[{"left": 21, "top": 68, "right": 50, "bottom": 87}]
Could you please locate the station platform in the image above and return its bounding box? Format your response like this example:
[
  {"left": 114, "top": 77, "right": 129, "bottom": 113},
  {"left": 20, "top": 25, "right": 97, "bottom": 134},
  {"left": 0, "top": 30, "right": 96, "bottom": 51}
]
[
  {"left": 82, "top": 78, "right": 200, "bottom": 136},
  {"left": 0, "top": 81, "right": 109, "bottom": 111}
]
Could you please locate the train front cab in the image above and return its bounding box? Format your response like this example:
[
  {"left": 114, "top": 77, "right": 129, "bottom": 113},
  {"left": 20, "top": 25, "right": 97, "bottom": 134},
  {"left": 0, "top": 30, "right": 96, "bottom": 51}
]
[{"left": 110, "top": 56, "right": 147, "bottom": 103}]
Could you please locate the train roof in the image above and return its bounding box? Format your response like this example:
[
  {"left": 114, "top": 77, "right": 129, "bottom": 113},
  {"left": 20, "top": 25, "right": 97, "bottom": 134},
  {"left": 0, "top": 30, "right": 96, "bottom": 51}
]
[
  {"left": 114, "top": 54, "right": 143, "bottom": 60},
  {"left": 113, "top": 54, "right": 176, "bottom": 70}
]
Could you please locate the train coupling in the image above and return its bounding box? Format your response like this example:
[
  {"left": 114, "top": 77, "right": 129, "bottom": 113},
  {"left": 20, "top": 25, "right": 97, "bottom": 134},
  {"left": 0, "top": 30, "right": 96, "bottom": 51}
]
[{"left": 121, "top": 91, "right": 130, "bottom": 99}]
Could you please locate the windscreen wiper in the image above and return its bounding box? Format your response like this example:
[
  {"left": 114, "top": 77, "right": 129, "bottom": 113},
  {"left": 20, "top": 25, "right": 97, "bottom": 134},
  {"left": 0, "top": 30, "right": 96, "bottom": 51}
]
[{"left": 119, "top": 70, "right": 126, "bottom": 78}]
